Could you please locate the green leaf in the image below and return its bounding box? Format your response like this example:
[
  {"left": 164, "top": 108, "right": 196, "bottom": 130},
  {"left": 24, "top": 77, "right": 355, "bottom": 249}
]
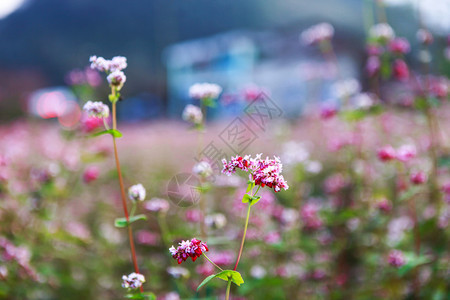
[
  {"left": 397, "top": 253, "right": 432, "bottom": 276},
  {"left": 414, "top": 97, "right": 428, "bottom": 111},
  {"left": 214, "top": 270, "right": 244, "bottom": 286},
  {"left": 114, "top": 214, "right": 147, "bottom": 228},
  {"left": 340, "top": 110, "right": 367, "bottom": 122},
  {"left": 196, "top": 274, "right": 217, "bottom": 291},
  {"left": 109, "top": 93, "right": 120, "bottom": 103},
  {"left": 246, "top": 181, "right": 255, "bottom": 193},
  {"left": 250, "top": 196, "right": 261, "bottom": 206},
  {"left": 91, "top": 129, "right": 123, "bottom": 138},
  {"left": 197, "top": 270, "right": 244, "bottom": 291},
  {"left": 125, "top": 292, "right": 156, "bottom": 300},
  {"left": 242, "top": 194, "right": 252, "bottom": 203}
]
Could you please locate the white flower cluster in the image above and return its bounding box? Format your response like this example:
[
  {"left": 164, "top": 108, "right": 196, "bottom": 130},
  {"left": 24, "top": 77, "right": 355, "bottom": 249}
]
[
  {"left": 192, "top": 161, "right": 213, "bottom": 178},
  {"left": 189, "top": 83, "right": 222, "bottom": 100},
  {"left": 128, "top": 184, "right": 146, "bottom": 202},
  {"left": 332, "top": 78, "right": 361, "bottom": 100},
  {"left": 90, "top": 55, "right": 127, "bottom": 73},
  {"left": 182, "top": 104, "right": 203, "bottom": 124},
  {"left": 83, "top": 101, "right": 109, "bottom": 118},
  {"left": 369, "top": 23, "right": 395, "bottom": 42},
  {"left": 107, "top": 70, "right": 127, "bottom": 90},
  {"left": 301, "top": 23, "right": 334, "bottom": 45},
  {"left": 121, "top": 272, "right": 145, "bottom": 289}
]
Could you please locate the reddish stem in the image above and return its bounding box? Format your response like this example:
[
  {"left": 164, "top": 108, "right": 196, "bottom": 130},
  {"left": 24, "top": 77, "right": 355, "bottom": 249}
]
[{"left": 112, "top": 101, "right": 143, "bottom": 293}]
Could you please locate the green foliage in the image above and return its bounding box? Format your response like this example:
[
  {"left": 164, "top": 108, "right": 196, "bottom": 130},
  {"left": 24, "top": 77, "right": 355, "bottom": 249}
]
[
  {"left": 197, "top": 270, "right": 244, "bottom": 291},
  {"left": 114, "top": 215, "right": 147, "bottom": 228},
  {"left": 91, "top": 129, "right": 123, "bottom": 138}
]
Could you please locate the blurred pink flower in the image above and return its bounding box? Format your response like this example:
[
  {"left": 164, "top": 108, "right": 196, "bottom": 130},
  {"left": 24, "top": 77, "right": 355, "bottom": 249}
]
[
  {"left": 376, "top": 198, "right": 392, "bottom": 213},
  {"left": 410, "top": 171, "right": 427, "bottom": 185},
  {"left": 366, "top": 56, "right": 381, "bottom": 77},
  {"left": 83, "top": 166, "right": 99, "bottom": 183},
  {"left": 392, "top": 59, "right": 409, "bottom": 81},
  {"left": 185, "top": 209, "right": 203, "bottom": 223},
  {"left": 396, "top": 144, "right": 416, "bottom": 162},
  {"left": 388, "top": 38, "right": 410, "bottom": 55},
  {"left": 388, "top": 250, "right": 405, "bottom": 267},
  {"left": 136, "top": 230, "right": 159, "bottom": 246},
  {"left": 377, "top": 145, "right": 396, "bottom": 161}
]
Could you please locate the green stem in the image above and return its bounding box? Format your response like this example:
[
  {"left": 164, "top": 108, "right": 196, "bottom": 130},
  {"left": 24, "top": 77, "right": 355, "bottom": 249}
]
[
  {"left": 225, "top": 277, "right": 232, "bottom": 300},
  {"left": 130, "top": 202, "right": 136, "bottom": 217},
  {"left": 202, "top": 253, "right": 223, "bottom": 271},
  {"left": 233, "top": 203, "right": 251, "bottom": 271}
]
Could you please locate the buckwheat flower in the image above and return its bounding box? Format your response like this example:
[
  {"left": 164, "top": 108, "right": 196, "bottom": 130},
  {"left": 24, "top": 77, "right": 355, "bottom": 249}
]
[
  {"left": 182, "top": 104, "right": 203, "bottom": 124},
  {"left": 416, "top": 29, "right": 433, "bottom": 45},
  {"left": 205, "top": 213, "right": 227, "bottom": 229},
  {"left": 388, "top": 250, "right": 405, "bottom": 267},
  {"left": 332, "top": 79, "right": 361, "bottom": 100},
  {"left": 388, "top": 38, "right": 410, "bottom": 55},
  {"left": 109, "top": 56, "right": 127, "bottom": 72},
  {"left": 167, "top": 266, "right": 190, "bottom": 279},
  {"left": 90, "top": 55, "right": 110, "bottom": 72},
  {"left": 410, "top": 171, "right": 427, "bottom": 185},
  {"left": 366, "top": 56, "right": 381, "bottom": 77},
  {"left": 369, "top": 23, "right": 395, "bottom": 43},
  {"left": 83, "top": 101, "right": 109, "bottom": 118},
  {"left": 192, "top": 161, "right": 213, "bottom": 178},
  {"left": 122, "top": 272, "right": 145, "bottom": 289},
  {"left": 352, "top": 93, "right": 374, "bottom": 109},
  {"left": 83, "top": 166, "right": 99, "bottom": 184},
  {"left": 250, "top": 265, "right": 267, "bottom": 279},
  {"left": 396, "top": 144, "right": 416, "bottom": 162},
  {"left": 300, "top": 203, "right": 323, "bottom": 230},
  {"left": 242, "top": 84, "right": 268, "bottom": 102},
  {"left": 107, "top": 70, "right": 126, "bottom": 90},
  {"left": 169, "top": 238, "right": 208, "bottom": 264},
  {"left": 377, "top": 145, "right": 396, "bottom": 161},
  {"left": 376, "top": 198, "right": 392, "bottom": 213},
  {"left": 320, "top": 103, "right": 338, "bottom": 119},
  {"left": 222, "top": 154, "right": 289, "bottom": 192},
  {"left": 128, "top": 184, "right": 146, "bottom": 202},
  {"left": 392, "top": 59, "right": 409, "bottom": 81},
  {"left": 144, "top": 197, "right": 170, "bottom": 213},
  {"left": 189, "top": 83, "right": 222, "bottom": 100},
  {"left": 301, "top": 23, "right": 334, "bottom": 46}
]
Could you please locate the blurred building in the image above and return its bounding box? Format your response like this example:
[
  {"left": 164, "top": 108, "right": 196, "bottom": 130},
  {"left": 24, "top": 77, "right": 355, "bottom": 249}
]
[{"left": 164, "top": 28, "right": 363, "bottom": 119}]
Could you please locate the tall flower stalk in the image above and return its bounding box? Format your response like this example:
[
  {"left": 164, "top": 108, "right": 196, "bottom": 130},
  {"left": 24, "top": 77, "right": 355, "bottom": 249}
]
[{"left": 86, "top": 56, "right": 150, "bottom": 296}]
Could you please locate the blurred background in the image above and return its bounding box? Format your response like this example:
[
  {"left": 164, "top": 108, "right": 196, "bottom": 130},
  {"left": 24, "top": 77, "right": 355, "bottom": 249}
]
[
  {"left": 0, "top": 0, "right": 450, "bottom": 299},
  {"left": 0, "top": 0, "right": 449, "bottom": 122}
]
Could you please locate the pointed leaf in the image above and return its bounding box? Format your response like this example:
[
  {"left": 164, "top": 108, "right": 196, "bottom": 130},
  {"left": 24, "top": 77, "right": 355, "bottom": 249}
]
[
  {"left": 242, "top": 194, "right": 252, "bottom": 203},
  {"left": 250, "top": 195, "right": 261, "bottom": 206},
  {"left": 214, "top": 270, "right": 244, "bottom": 286},
  {"left": 125, "top": 292, "right": 156, "bottom": 300},
  {"left": 196, "top": 274, "right": 217, "bottom": 291},
  {"left": 92, "top": 129, "right": 123, "bottom": 138},
  {"left": 246, "top": 181, "right": 255, "bottom": 193},
  {"left": 114, "top": 214, "right": 147, "bottom": 228},
  {"left": 197, "top": 270, "right": 244, "bottom": 291}
]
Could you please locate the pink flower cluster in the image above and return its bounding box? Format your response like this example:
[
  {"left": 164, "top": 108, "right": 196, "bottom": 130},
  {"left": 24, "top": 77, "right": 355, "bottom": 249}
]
[
  {"left": 169, "top": 238, "right": 208, "bottom": 264},
  {"left": 388, "top": 250, "right": 406, "bottom": 267},
  {"left": 222, "top": 154, "right": 289, "bottom": 192},
  {"left": 300, "top": 203, "right": 323, "bottom": 230},
  {"left": 377, "top": 144, "right": 417, "bottom": 162}
]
